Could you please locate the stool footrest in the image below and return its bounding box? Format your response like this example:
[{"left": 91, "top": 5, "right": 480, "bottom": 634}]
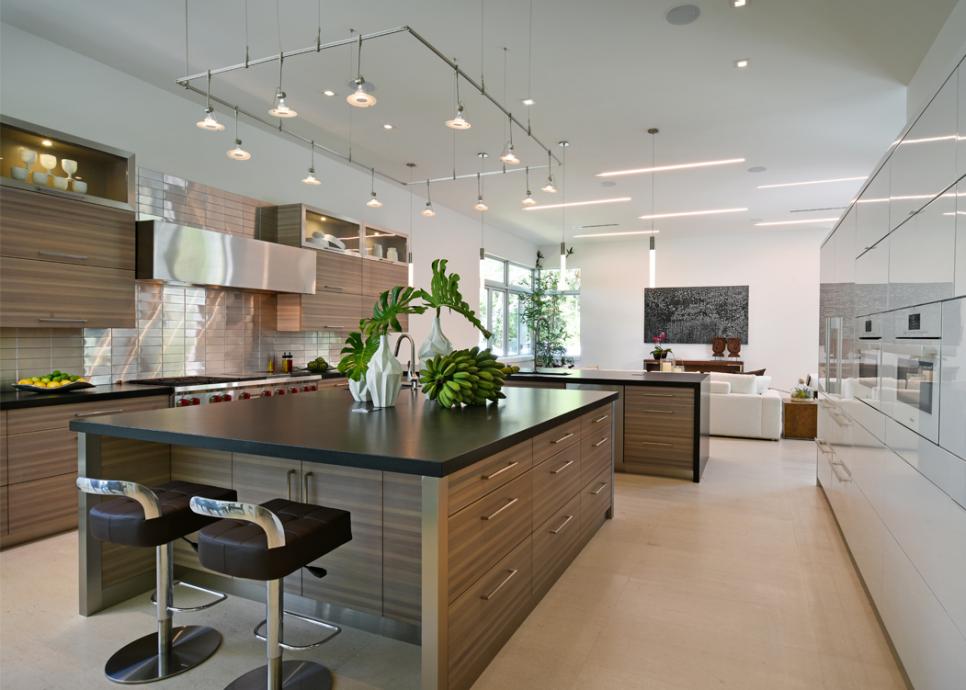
[
  {"left": 150, "top": 580, "right": 227, "bottom": 613},
  {"left": 253, "top": 610, "right": 341, "bottom": 651}
]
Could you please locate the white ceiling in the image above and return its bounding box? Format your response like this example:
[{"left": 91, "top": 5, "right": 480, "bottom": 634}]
[{"left": 0, "top": 0, "right": 956, "bottom": 245}]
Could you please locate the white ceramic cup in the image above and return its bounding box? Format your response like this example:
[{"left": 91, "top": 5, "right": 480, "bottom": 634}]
[
  {"left": 32, "top": 172, "right": 49, "bottom": 185},
  {"left": 72, "top": 179, "right": 88, "bottom": 194},
  {"left": 11, "top": 166, "right": 27, "bottom": 181},
  {"left": 52, "top": 176, "right": 69, "bottom": 190}
]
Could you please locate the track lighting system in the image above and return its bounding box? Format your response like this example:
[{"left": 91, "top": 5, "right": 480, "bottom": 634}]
[
  {"left": 347, "top": 35, "right": 377, "bottom": 108},
  {"left": 522, "top": 167, "right": 536, "bottom": 206},
  {"left": 302, "top": 141, "right": 321, "bottom": 185},
  {"left": 196, "top": 71, "right": 225, "bottom": 131},
  {"left": 366, "top": 168, "right": 383, "bottom": 208}
]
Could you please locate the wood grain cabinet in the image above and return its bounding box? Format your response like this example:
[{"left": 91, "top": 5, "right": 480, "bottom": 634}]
[{"left": 623, "top": 385, "right": 697, "bottom": 480}]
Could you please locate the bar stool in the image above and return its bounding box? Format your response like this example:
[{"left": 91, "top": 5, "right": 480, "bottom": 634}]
[
  {"left": 189, "top": 496, "right": 352, "bottom": 690},
  {"left": 77, "top": 477, "right": 237, "bottom": 684}
]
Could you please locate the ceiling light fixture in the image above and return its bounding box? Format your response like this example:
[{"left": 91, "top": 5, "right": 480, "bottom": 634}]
[
  {"left": 754, "top": 217, "right": 839, "bottom": 227},
  {"left": 524, "top": 197, "right": 632, "bottom": 211},
  {"left": 558, "top": 140, "right": 570, "bottom": 289},
  {"left": 757, "top": 175, "right": 866, "bottom": 189},
  {"left": 597, "top": 157, "right": 745, "bottom": 177},
  {"left": 40, "top": 139, "right": 53, "bottom": 147},
  {"left": 347, "top": 35, "right": 377, "bottom": 108},
  {"left": 474, "top": 154, "right": 489, "bottom": 211},
  {"left": 731, "top": 0, "right": 747, "bottom": 7},
  {"left": 574, "top": 229, "right": 661, "bottom": 238},
  {"left": 366, "top": 168, "right": 383, "bottom": 208},
  {"left": 445, "top": 63, "right": 471, "bottom": 129},
  {"left": 522, "top": 0, "right": 536, "bottom": 108},
  {"left": 522, "top": 166, "right": 537, "bottom": 206},
  {"left": 647, "top": 128, "right": 658, "bottom": 288},
  {"left": 541, "top": 150, "right": 557, "bottom": 192},
  {"left": 383, "top": 123, "right": 394, "bottom": 130},
  {"left": 226, "top": 107, "right": 251, "bottom": 160},
  {"left": 639, "top": 207, "right": 747, "bottom": 220},
  {"left": 522, "top": 98, "right": 535, "bottom": 106},
  {"left": 196, "top": 70, "right": 226, "bottom": 131},
  {"left": 302, "top": 140, "right": 321, "bottom": 185},
  {"left": 422, "top": 180, "right": 436, "bottom": 217},
  {"left": 734, "top": 58, "right": 750, "bottom": 69},
  {"left": 322, "top": 89, "right": 335, "bottom": 97},
  {"left": 268, "top": 54, "right": 298, "bottom": 118}
]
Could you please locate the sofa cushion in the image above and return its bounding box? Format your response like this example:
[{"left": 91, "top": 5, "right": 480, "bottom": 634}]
[
  {"left": 710, "top": 372, "right": 757, "bottom": 395},
  {"left": 755, "top": 376, "right": 772, "bottom": 394},
  {"left": 709, "top": 381, "right": 731, "bottom": 394}
]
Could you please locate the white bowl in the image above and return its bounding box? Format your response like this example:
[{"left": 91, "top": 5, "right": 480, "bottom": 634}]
[
  {"left": 72, "top": 179, "right": 88, "bottom": 194},
  {"left": 52, "top": 176, "right": 69, "bottom": 190},
  {"left": 11, "top": 166, "right": 27, "bottom": 181},
  {"left": 32, "top": 172, "right": 48, "bottom": 185}
]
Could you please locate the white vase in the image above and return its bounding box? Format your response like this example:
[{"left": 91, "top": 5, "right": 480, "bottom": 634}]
[
  {"left": 348, "top": 377, "right": 370, "bottom": 402},
  {"left": 418, "top": 314, "right": 453, "bottom": 368},
  {"left": 366, "top": 335, "right": 403, "bottom": 408}
]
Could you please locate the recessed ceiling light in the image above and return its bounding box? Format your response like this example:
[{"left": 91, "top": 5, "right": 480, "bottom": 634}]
[
  {"left": 574, "top": 229, "right": 661, "bottom": 238},
  {"left": 747, "top": 166, "right": 767, "bottom": 173},
  {"left": 754, "top": 218, "right": 839, "bottom": 227},
  {"left": 731, "top": 0, "right": 748, "bottom": 7},
  {"left": 598, "top": 158, "right": 745, "bottom": 178},
  {"left": 40, "top": 139, "right": 53, "bottom": 147},
  {"left": 758, "top": 176, "right": 866, "bottom": 189},
  {"left": 734, "top": 58, "right": 750, "bottom": 69},
  {"left": 524, "top": 197, "right": 633, "bottom": 211},
  {"left": 639, "top": 207, "right": 747, "bottom": 220},
  {"left": 666, "top": 4, "right": 701, "bottom": 25},
  {"left": 522, "top": 98, "right": 535, "bottom": 106},
  {"left": 322, "top": 89, "right": 335, "bottom": 97},
  {"left": 383, "top": 123, "right": 394, "bottom": 130}
]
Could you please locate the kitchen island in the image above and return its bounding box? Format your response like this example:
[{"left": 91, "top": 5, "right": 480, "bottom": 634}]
[
  {"left": 506, "top": 369, "right": 710, "bottom": 481},
  {"left": 70, "top": 385, "right": 617, "bottom": 690}
]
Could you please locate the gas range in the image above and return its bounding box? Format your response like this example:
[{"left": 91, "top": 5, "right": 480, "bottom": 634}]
[{"left": 128, "top": 373, "right": 323, "bottom": 406}]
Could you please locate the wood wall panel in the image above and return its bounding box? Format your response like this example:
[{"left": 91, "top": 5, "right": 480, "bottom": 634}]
[{"left": 382, "top": 472, "right": 421, "bottom": 624}]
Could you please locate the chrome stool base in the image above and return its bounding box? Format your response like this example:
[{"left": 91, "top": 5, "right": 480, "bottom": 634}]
[
  {"left": 105, "top": 625, "right": 221, "bottom": 684},
  {"left": 225, "top": 660, "right": 332, "bottom": 690}
]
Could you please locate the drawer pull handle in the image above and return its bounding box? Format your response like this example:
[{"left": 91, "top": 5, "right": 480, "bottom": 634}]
[
  {"left": 552, "top": 432, "right": 575, "bottom": 444},
  {"left": 593, "top": 414, "right": 609, "bottom": 423},
  {"left": 551, "top": 459, "right": 576, "bottom": 475},
  {"left": 482, "top": 461, "right": 519, "bottom": 481},
  {"left": 593, "top": 437, "right": 609, "bottom": 448},
  {"left": 639, "top": 409, "right": 674, "bottom": 414},
  {"left": 38, "top": 250, "right": 89, "bottom": 261},
  {"left": 830, "top": 462, "right": 851, "bottom": 483},
  {"left": 321, "top": 285, "right": 344, "bottom": 292},
  {"left": 481, "top": 497, "right": 519, "bottom": 521},
  {"left": 303, "top": 471, "right": 314, "bottom": 502},
  {"left": 639, "top": 441, "right": 673, "bottom": 447},
  {"left": 287, "top": 469, "right": 297, "bottom": 501},
  {"left": 38, "top": 317, "right": 88, "bottom": 324},
  {"left": 73, "top": 408, "right": 124, "bottom": 418},
  {"left": 640, "top": 392, "right": 675, "bottom": 397},
  {"left": 591, "top": 482, "right": 608, "bottom": 496},
  {"left": 481, "top": 569, "right": 519, "bottom": 601},
  {"left": 550, "top": 514, "right": 575, "bottom": 535}
]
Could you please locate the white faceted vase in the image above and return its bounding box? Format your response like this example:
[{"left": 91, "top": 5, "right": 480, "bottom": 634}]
[
  {"left": 348, "top": 377, "right": 370, "bottom": 402},
  {"left": 418, "top": 314, "right": 453, "bottom": 368},
  {"left": 366, "top": 335, "right": 403, "bottom": 408}
]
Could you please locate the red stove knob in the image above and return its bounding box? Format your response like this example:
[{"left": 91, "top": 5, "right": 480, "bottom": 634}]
[
  {"left": 276, "top": 389, "right": 285, "bottom": 396},
  {"left": 191, "top": 397, "right": 201, "bottom": 405},
  {"left": 261, "top": 390, "right": 272, "bottom": 398},
  {"left": 222, "top": 393, "right": 232, "bottom": 401},
  {"left": 240, "top": 392, "right": 252, "bottom": 400},
  {"left": 290, "top": 387, "right": 299, "bottom": 394},
  {"left": 177, "top": 398, "right": 192, "bottom": 407},
  {"left": 210, "top": 395, "right": 222, "bottom": 403},
  {"left": 302, "top": 386, "right": 311, "bottom": 392}
]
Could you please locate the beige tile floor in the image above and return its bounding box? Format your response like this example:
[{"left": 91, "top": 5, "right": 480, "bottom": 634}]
[{"left": 0, "top": 438, "right": 906, "bottom": 690}]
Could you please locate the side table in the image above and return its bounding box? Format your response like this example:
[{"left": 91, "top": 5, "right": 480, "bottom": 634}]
[{"left": 783, "top": 399, "right": 817, "bottom": 439}]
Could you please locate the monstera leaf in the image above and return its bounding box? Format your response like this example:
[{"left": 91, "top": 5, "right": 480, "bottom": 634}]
[
  {"left": 363, "top": 286, "right": 427, "bottom": 337},
  {"left": 337, "top": 325, "right": 379, "bottom": 382},
  {"left": 420, "top": 259, "right": 491, "bottom": 339}
]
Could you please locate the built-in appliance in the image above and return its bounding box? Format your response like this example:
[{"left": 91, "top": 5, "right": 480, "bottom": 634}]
[
  {"left": 939, "top": 297, "right": 966, "bottom": 460},
  {"left": 128, "top": 374, "right": 323, "bottom": 407},
  {"left": 880, "top": 304, "right": 942, "bottom": 442},
  {"left": 855, "top": 314, "right": 883, "bottom": 409}
]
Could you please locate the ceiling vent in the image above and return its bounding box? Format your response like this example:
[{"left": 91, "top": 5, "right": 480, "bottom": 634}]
[{"left": 666, "top": 5, "right": 701, "bottom": 25}]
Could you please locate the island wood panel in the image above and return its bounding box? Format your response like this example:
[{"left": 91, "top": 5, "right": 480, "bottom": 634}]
[
  {"left": 316, "top": 250, "right": 363, "bottom": 294},
  {"left": 301, "top": 464, "right": 383, "bottom": 616},
  {"left": 0, "top": 410, "right": 8, "bottom": 487},
  {"left": 0, "top": 257, "right": 135, "bottom": 328},
  {"left": 382, "top": 472, "right": 422, "bottom": 624},
  {"left": 623, "top": 385, "right": 696, "bottom": 479},
  {"left": 447, "top": 471, "right": 532, "bottom": 604},
  {"left": 0, "top": 186, "right": 135, "bottom": 269},
  {"left": 448, "top": 536, "right": 534, "bottom": 690},
  {"left": 0, "top": 486, "right": 7, "bottom": 537},
  {"left": 171, "top": 446, "right": 232, "bottom": 575},
  {"left": 530, "top": 443, "right": 582, "bottom": 528},
  {"left": 446, "top": 439, "right": 532, "bottom": 516},
  {"left": 532, "top": 492, "right": 582, "bottom": 599}
]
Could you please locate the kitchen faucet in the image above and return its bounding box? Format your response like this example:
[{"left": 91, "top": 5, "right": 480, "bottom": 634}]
[{"left": 394, "top": 334, "right": 419, "bottom": 389}]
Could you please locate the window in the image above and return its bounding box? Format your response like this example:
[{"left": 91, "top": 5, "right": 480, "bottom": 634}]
[
  {"left": 481, "top": 256, "right": 535, "bottom": 357},
  {"left": 537, "top": 267, "right": 581, "bottom": 359}
]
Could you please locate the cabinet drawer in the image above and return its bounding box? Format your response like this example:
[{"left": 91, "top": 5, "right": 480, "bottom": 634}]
[
  {"left": 315, "top": 251, "right": 362, "bottom": 294},
  {"left": 531, "top": 443, "right": 582, "bottom": 528},
  {"left": 580, "top": 406, "right": 613, "bottom": 433},
  {"left": 7, "top": 426, "right": 75, "bottom": 484},
  {"left": 581, "top": 424, "right": 612, "bottom": 489},
  {"left": 533, "top": 418, "right": 581, "bottom": 466},
  {"left": 533, "top": 493, "right": 581, "bottom": 598},
  {"left": 0, "top": 256, "right": 135, "bottom": 328},
  {"left": 0, "top": 186, "right": 135, "bottom": 270},
  {"left": 7, "top": 395, "right": 168, "bottom": 435},
  {"left": 448, "top": 439, "right": 532, "bottom": 516},
  {"left": 362, "top": 258, "right": 408, "bottom": 298},
  {"left": 625, "top": 385, "right": 694, "bottom": 403},
  {"left": 624, "top": 435, "right": 693, "bottom": 470},
  {"left": 448, "top": 471, "right": 532, "bottom": 603},
  {"left": 580, "top": 467, "right": 612, "bottom": 543},
  {"left": 5, "top": 473, "right": 77, "bottom": 545},
  {"left": 448, "top": 535, "right": 532, "bottom": 690}
]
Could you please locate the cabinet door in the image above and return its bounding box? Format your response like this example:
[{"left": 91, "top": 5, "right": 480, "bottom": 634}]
[
  {"left": 0, "top": 186, "right": 135, "bottom": 269},
  {"left": 940, "top": 297, "right": 966, "bottom": 460},
  {"left": 315, "top": 250, "right": 362, "bottom": 294},
  {"left": 0, "top": 256, "right": 135, "bottom": 328},
  {"left": 856, "top": 162, "right": 891, "bottom": 248},
  {"left": 958, "top": 64, "right": 966, "bottom": 178},
  {"left": 362, "top": 258, "right": 408, "bottom": 298},
  {"left": 955, "top": 179, "right": 966, "bottom": 298},
  {"left": 887, "top": 193, "right": 956, "bottom": 309},
  {"left": 854, "top": 242, "right": 889, "bottom": 316}
]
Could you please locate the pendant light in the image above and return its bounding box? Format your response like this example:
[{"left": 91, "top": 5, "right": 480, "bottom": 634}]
[
  {"left": 226, "top": 107, "right": 251, "bottom": 160},
  {"left": 407, "top": 162, "right": 416, "bottom": 286},
  {"left": 522, "top": 167, "right": 536, "bottom": 206},
  {"left": 268, "top": 5, "right": 297, "bottom": 119},
  {"left": 366, "top": 167, "right": 383, "bottom": 208},
  {"left": 648, "top": 128, "right": 658, "bottom": 288},
  {"left": 421, "top": 180, "right": 436, "bottom": 217},
  {"left": 301, "top": 140, "right": 321, "bottom": 185},
  {"left": 498, "top": 49, "right": 520, "bottom": 165},
  {"left": 541, "top": 150, "right": 557, "bottom": 193},
  {"left": 474, "top": 173, "right": 489, "bottom": 212},
  {"left": 347, "top": 34, "right": 377, "bottom": 108},
  {"left": 558, "top": 140, "right": 569, "bottom": 290},
  {"left": 445, "top": 64, "right": 471, "bottom": 130},
  {"left": 195, "top": 71, "right": 225, "bottom": 131}
]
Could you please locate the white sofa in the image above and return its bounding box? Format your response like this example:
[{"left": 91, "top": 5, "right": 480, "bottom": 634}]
[{"left": 708, "top": 372, "right": 782, "bottom": 440}]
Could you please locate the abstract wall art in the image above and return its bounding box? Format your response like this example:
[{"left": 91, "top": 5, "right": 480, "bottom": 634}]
[{"left": 644, "top": 285, "right": 749, "bottom": 344}]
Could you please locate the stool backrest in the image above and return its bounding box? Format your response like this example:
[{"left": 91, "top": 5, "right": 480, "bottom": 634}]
[
  {"left": 76, "top": 477, "right": 161, "bottom": 520},
  {"left": 189, "top": 497, "right": 287, "bottom": 549}
]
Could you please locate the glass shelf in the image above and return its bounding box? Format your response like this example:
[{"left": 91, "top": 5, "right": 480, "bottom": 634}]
[
  {"left": 363, "top": 224, "right": 408, "bottom": 264},
  {"left": 303, "top": 208, "right": 362, "bottom": 255}
]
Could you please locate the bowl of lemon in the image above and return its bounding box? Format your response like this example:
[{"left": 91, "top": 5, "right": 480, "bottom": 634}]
[{"left": 14, "top": 370, "right": 94, "bottom": 393}]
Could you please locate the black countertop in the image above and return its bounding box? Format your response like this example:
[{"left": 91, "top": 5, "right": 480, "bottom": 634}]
[
  {"left": 1, "top": 383, "right": 173, "bottom": 411},
  {"left": 70, "top": 386, "right": 617, "bottom": 477},
  {"left": 509, "top": 369, "right": 709, "bottom": 387}
]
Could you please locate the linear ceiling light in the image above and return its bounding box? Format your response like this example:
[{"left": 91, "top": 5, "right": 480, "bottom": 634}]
[
  {"left": 524, "top": 196, "right": 632, "bottom": 211},
  {"left": 639, "top": 207, "right": 747, "bottom": 220},
  {"left": 597, "top": 157, "right": 745, "bottom": 178},
  {"left": 757, "top": 176, "right": 866, "bottom": 189},
  {"left": 573, "top": 229, "right": 660, "bottom": 238},
  {"left": 754, "top": 217, "right": 839, "bottom": 227}
]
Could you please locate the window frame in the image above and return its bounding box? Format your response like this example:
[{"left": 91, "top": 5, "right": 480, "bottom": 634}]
[{"left": 482, "top": 255, "right": 535, "bottom": 357}]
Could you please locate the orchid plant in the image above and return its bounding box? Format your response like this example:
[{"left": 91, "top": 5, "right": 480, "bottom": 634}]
[{"left": 650, "top": 330, "right": 672, "bottom": 359}]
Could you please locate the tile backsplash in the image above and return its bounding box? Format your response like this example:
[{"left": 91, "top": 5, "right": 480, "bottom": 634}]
[{"left": 0, "top": 168, "right": 346, "bottom": 385}]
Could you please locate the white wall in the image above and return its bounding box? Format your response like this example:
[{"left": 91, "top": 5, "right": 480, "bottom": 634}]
[
  {"left": 553, "top": 229, "right": 821, "bottom": 391},
  {"left": 907, "top": 0, "right": 966, "bottom": 119},
  {"left": 0, "top": 22, "right": 536, "bottom": 351}
]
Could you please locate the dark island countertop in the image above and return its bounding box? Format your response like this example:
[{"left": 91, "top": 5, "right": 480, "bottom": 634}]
[
  {"left": 510, "top": 369, "right": 709, "bottom": 387},
  {"left": 71, "top": 386, "right": 617, "bottom": 477},
  {"left": 1, "top": 383, "right": 173, "bottom": 411}
]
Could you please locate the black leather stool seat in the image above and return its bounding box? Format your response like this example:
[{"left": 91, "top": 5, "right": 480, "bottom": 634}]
[
  {"left": 197, "top": 499, "right": 352, "bottom": 581},
  {"left": 89, "top": 480, "right": 238, "bottom": 547}
]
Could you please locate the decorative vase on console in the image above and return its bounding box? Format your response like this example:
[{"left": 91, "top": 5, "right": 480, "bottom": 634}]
[
  {"left": 711, "top": 337, "right": 726, "bottom": 359},
  {"left": 366, "top": 335, "right": 404, "bottom": 408},
  {"left": 348, "top": 378, "right": 370, "bottom": 403},
  {"left": 418, "top": 313, "right": 453, "bottom": 369},
  {"left": 726, "top": 337, "right": 741, "bottom": 358}
]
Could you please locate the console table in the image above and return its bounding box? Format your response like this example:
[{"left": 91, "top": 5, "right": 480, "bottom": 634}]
[{"left": 643, "top": 359, "right": 743, "bottom": 373}]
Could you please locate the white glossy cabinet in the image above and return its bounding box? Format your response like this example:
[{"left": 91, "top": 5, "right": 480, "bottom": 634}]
[
  {"left": 941, "top": 297, "right": 966, "bottom": 461},
  {"left": 887, "top": 191, "right": 957, "bottom": 309},
  {"left": 889, "top": 74, "right": 959, "bottom": 229},
  {"left": 856, "top": 160, "right": 891, "bottom": 250},
  {"left": 958, "top": 64, "right": 966, "bottom": 178},
  {"left": 956, "top": 179, "right": 966, "bottom": 297},
  {"left": 854, "top": 242, "right": 889, "bottom": 316}
]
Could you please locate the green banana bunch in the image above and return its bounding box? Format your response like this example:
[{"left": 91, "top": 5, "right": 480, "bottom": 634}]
[{"left": 420, "top": 347, "right": 520, "bottom": 409}]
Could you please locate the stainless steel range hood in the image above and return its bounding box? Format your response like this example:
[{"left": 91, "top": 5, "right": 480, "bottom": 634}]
[{"left": 136, "top": 220, "right": 316, "bottom": 294}]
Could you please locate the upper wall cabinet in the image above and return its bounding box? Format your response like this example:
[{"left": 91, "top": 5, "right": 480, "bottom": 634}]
[
  {"left": 888, "top": 191, "right": 956, "bottom": 310},
  {"left": 834, "top": 208, "right": 857, "bottom": 286},
  {"left": 363, "top": 225, "right": 409, "bottom": 265},
  {"left": 958, "top": 64, "right": 966, "bottom": 178},
  {"left": 956, "top": 179, "right": 966, "bottom": 298},
  {"left": 257, "top": 204, "right": 362, "bottom": 255},
  {"left": 855, "top": 242, "right": 889, "bottom": 316},
  {"left": 890, "top": 74, "right": 959, "bottom": 230},
  {"left": 856, "top": 160, "right": 891, "bottom": 252}
]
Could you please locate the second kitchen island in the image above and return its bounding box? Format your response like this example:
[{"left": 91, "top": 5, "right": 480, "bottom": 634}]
[{"left": 71, "top": 386, "right": 618, "bottom": 690}]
